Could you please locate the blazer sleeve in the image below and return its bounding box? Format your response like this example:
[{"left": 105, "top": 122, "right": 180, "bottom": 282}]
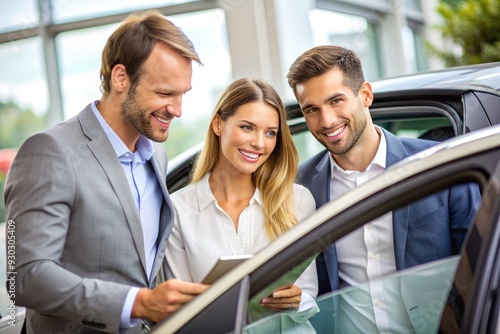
[
  {"left": 449, "top": 182, "right": 482, "bottom": 252},
  {"left": 4, "top": 132, "right": 131, "bottom": 333}
]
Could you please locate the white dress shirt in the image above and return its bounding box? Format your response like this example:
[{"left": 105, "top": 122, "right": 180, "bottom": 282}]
[
  {"left": 331, "top": 127, "right": 414, "bottom": 333},
  {"left": 166, "top": 173, "right": 319, "bottom": 314}
]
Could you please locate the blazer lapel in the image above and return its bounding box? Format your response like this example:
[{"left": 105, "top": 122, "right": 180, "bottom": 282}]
[
  {"left": 383, "top": 128, "right": 410, "bottom": 270},
  {"left": 311, "top": 153, "right": 331, "bottom": 208},
  {"left": 148, "top": 151, "right": 174, "bottom": 285},
  {"left": 78, "top": 106, "right": 148, "bottom": 277}
]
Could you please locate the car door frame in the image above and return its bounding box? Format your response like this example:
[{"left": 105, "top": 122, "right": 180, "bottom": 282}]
[{"left": 156, "top": 127, "right": 500, "bottom": 333}]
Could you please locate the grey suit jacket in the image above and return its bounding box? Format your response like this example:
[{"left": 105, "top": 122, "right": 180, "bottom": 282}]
[{"left": 4, "top": 105, "right": 174, "bottom": 333}]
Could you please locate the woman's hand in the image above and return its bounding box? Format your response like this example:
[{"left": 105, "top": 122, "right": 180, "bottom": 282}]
[{"left": 259, "top": 284, "right": 302, "bottom": 311}]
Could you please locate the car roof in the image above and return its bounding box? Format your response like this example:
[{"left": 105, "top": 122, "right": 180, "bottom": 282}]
[
  {"left": 371, "top": 62, "right": 500, "bottom": 93},
  {"left": 286, "top": 62, "right": 500, "bottom": 119}
]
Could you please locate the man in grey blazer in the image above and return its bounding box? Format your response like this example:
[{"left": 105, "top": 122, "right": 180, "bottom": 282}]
[
  {"left": 4, "top": 11, "right": 208, "bottom": 334},
  {"left": 286, "top": 46, "right": 480, "bottom": 332}
]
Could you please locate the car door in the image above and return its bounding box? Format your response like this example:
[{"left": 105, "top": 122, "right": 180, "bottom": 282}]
[{"left": 155, "top": 126, "right": 500, "bottom": 334}]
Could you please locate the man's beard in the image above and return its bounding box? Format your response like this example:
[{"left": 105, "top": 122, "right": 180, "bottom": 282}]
[{"left": 121, "top": 91, "right": 167, "bottom": 143}]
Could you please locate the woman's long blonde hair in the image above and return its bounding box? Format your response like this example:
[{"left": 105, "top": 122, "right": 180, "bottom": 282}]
[{"left": 191, "top": 78, "right": 299, "bottom": 240}]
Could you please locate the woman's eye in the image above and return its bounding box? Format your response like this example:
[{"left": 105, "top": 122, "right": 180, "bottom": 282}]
[{"left": 266, "top": 130, "right": 278, "bottom": 137}]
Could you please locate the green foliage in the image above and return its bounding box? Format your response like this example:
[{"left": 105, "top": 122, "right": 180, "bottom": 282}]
[
  {"left": 427, "top": 0, "right": 500, "bottom": 66},
  {"left": 440, "top": 0, "right": 466, "bottom": 9},
  {"left": 0, "top": 100, "right": 46, "bottom": 149}
]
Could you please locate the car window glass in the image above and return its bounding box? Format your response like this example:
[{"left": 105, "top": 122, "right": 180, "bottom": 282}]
[
  {"left": 244, "top": 255, "right": 460, "bottom": 334},
  {"left": 240, "top": 180, "right": 482, "bottom": 334},
  {"left": 374, "top": 115, "right": 454, "bottom": 140}
]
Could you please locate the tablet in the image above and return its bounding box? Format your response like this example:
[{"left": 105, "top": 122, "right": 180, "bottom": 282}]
[{"left": 202, "top": 254, "right": 253, "bottom": 284}]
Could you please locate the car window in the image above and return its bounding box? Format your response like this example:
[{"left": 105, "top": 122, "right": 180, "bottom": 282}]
[
  {"left": 374, "top": 116, "right": 453, "bottom": 140},
  {"left": 244, "top": 255, "right": 460, "bottom": 334},
  {"left": 371, "top": 105, "right": 456, "bottom": 140}
]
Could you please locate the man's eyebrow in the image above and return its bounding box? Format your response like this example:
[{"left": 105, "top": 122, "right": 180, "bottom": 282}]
[
  {"left": 325, "top": 92, "right": 345, "bottom": 103},
  {"left": 300, "top": 103, "right": 314, "bottom": 112},
  {"left": 300, "top": 93, "right": 346, "bottom": 112}
]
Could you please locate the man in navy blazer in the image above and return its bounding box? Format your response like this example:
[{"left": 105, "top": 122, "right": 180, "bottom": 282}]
[{"left": 286, "top": 45, "right": 480, "bottom": 332}]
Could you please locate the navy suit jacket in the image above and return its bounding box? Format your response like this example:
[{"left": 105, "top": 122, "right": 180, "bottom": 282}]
[{"left": 297, "top": 128, "right": 480, "bottom": 294}]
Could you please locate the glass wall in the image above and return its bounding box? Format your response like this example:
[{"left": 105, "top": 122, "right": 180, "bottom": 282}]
[
  {"left": 309, "top": 9, "right": 382, "bottom": 81},
  {"left": 57, "top": 24, "right": 118, "bottom": 120},
  {"left": 0, "top": 0, "right": 436, "bottom": 224},
  {"left": 0, "top": 0, "right": 38, "bottom": 33},
  {"left": 0, "top": 1, "right": 232, "bottom": 224},
  {"left": 0, "top": 37, "right": 48, "bottom": 224},
  {"left": 51, "top": 0, "right": 199, "bottom": 23},
  {"left": 163, "top": 9, "right": 231, "bottom": 157}
]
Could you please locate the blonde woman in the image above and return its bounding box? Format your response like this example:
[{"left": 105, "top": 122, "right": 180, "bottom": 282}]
[{"left": 166, "top": 78, "right": 318, "bottom": 321}]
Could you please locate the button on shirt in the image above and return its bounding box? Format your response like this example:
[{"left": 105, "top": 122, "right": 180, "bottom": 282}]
[
  {"left": 90, "top": 102, "right": 162, "bottom": 327},
  {"left": 331, "top": 127, "right": 413, "bottom": 333}
]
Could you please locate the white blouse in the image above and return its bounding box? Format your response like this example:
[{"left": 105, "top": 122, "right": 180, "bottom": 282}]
[{"left": 166, "top": 173, "right": 319, "bottom": 312}]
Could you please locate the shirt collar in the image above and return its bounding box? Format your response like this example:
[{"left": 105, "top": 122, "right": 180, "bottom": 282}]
[
  {"left": 330, "top": 126, "right": 387, "bottom": 178},
  {"left": 91, "top": 100, "right": 154, "bottom": 161},
  {"left": 196, "top": 173, "right": 262, "bottom": 211}
]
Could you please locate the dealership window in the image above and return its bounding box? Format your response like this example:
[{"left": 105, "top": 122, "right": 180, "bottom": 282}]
[
  {"left": 51, "top": 0, "right": 199, "bottom": 23},
  {"left": 405, "top": 0, "right": 422, "bottom": 12},
  {"left": 309, "top": 9, "right": 382, "bottom": 81},
  {"left": 56, "top": 24, "right": 118, "bottom": 120},
  {"left": 164, "top": 9, "right": 232, "bottom": 157},
  {"left": 0, "top": 37, "right": 48, "bottom": 224},
  {"left": 405, "top": 24, "right": 428, "bottom": 73},
  {"left": 0, "top": 0, "right": 38, "bottom": 33},
  {"left": 0, "top": 38, "right": 48, "bottom": 148}
]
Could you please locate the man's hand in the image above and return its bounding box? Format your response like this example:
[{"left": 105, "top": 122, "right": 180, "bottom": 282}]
[
  {"left": 132, "top": 279, "right": 209, "bottom": 323},
  {"left": 259, "top": 283, "right": 302, "bottom": 311}
]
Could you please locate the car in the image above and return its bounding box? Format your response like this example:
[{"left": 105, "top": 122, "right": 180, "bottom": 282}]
[
  {"left": 153, "top": 123, "right": 500, "bottom": 334},
  {"left": 166, "top": 61, "right": 500, "bottom": 192},
  {"left": 2, "top": 62, "right": 500, "bottom": 333},
  {"left": 154, "top": 62, "right": 500, "bottom": 333}
]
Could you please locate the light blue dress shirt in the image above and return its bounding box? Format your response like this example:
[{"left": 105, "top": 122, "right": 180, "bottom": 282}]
[{"left": 91, "top": 101, "right": 163, "bottom": 327}]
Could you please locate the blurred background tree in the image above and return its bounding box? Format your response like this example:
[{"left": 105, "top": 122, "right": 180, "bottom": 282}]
[
  {"left": 427, "top": 0, "right": 500, "bottom": 66},
  {"left": 0, "top": 101, "right": 46, "bottom": 149}
]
